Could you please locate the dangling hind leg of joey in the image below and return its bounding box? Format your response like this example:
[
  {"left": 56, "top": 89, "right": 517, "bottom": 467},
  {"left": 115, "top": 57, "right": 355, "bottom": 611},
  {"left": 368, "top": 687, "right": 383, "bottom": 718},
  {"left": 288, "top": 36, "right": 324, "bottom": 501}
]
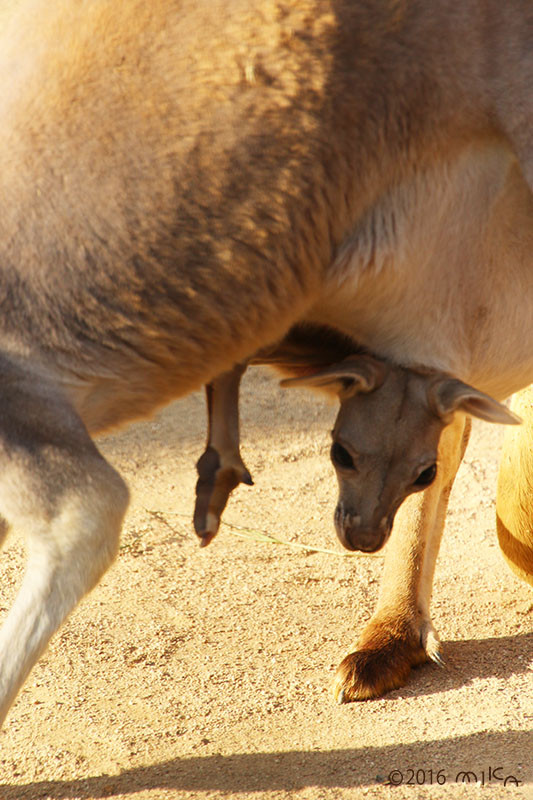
[{"left": 194, "top": 363, "right": 253, "bottom": 546}]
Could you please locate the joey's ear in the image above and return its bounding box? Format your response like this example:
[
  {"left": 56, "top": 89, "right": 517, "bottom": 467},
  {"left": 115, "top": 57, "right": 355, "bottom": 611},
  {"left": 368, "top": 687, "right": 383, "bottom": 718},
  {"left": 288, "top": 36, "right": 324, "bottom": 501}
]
[
  {"left": 280, "top": 355, "right": 388, "bottom": 398},
  {"left": 428, "top": 378, "right": 522, "bottom": 425}
]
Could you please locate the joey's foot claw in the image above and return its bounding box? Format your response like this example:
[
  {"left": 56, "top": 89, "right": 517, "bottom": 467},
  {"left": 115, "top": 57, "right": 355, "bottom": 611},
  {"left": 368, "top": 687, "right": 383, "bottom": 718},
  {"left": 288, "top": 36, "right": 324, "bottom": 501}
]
[
  {"left": 198, "top": 529, "right": 217, "bottom": 548},
  {"left": 429, "top": 651, "right": 445, "bottom": 667},
  {"left": 332, "top": 619, "right": 435, "bottom": 702}
]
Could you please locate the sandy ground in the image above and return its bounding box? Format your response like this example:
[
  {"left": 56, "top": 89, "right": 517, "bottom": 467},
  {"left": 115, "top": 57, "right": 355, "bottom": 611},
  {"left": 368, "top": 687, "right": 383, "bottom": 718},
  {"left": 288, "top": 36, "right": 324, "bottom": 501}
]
[{"left": 0, "top": 367, "right": 532, "bottom": 800}]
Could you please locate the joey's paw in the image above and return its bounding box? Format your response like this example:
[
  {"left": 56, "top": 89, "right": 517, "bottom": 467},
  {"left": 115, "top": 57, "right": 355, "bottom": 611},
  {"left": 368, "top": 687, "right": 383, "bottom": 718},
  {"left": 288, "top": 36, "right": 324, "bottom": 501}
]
[
  {"left": 194, "top": 448, "right": 253, "bottom": 545},
  {"left": 332, "top": 617, "right": 441, "bottom": 703}
]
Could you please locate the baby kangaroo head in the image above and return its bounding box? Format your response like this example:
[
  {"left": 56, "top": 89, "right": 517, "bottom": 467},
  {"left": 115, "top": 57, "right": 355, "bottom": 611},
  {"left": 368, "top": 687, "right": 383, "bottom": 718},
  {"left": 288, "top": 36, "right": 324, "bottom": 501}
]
[{"left": 282, "top": 356, "right": 520, "bottom": 553}]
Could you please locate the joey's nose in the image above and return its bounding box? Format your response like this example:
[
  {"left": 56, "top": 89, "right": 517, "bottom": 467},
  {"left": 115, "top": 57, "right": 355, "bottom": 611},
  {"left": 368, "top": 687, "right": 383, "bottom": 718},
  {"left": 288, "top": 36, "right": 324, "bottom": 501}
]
[{"left": 334, "top": 505, "right": 391, "bottom": 552}]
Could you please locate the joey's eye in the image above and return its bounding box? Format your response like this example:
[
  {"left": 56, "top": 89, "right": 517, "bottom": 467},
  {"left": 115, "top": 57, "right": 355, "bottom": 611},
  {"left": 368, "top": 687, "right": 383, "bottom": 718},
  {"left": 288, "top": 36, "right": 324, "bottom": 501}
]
[
  {"left": 331, "top": 442, "right": 355, "bottom": 470},
  {"left": 413, "top": 463, "right": 437, "bottom": 488}
]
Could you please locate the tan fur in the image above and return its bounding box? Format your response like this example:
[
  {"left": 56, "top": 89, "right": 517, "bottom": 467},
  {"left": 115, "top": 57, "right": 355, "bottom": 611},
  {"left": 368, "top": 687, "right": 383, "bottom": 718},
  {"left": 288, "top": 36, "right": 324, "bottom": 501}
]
[
  {"left": 497, "top": 387, "right": 533, "bottom": 587},
  {"left": 310, "top": 148, "right": 533, "bottom": 396},
  {"left": 0, "top": 0, "right": 531, "bottom": 722}
]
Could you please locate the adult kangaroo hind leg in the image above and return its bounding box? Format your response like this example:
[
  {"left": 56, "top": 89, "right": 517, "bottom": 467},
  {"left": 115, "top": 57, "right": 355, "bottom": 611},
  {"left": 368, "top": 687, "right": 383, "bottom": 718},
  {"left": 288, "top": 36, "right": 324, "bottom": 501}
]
[
  {"left": 0, "top": 358, "right": 129, "bottom": 725},
  {"left": 497, "top": 385, "right": 533, "bottom": 587}
]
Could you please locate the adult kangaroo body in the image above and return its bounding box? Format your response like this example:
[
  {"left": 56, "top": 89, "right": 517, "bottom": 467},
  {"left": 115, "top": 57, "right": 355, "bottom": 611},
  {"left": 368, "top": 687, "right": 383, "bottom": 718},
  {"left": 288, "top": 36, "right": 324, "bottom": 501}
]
[{"left": 0, "top": 0, "right": 531, "bottom": 722}]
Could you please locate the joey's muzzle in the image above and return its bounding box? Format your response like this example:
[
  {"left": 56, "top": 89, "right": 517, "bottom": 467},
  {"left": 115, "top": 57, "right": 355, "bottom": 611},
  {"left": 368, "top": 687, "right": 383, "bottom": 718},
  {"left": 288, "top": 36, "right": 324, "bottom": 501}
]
[{"left": 334, "top": 503, "right": 392, "bottom": 552}]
